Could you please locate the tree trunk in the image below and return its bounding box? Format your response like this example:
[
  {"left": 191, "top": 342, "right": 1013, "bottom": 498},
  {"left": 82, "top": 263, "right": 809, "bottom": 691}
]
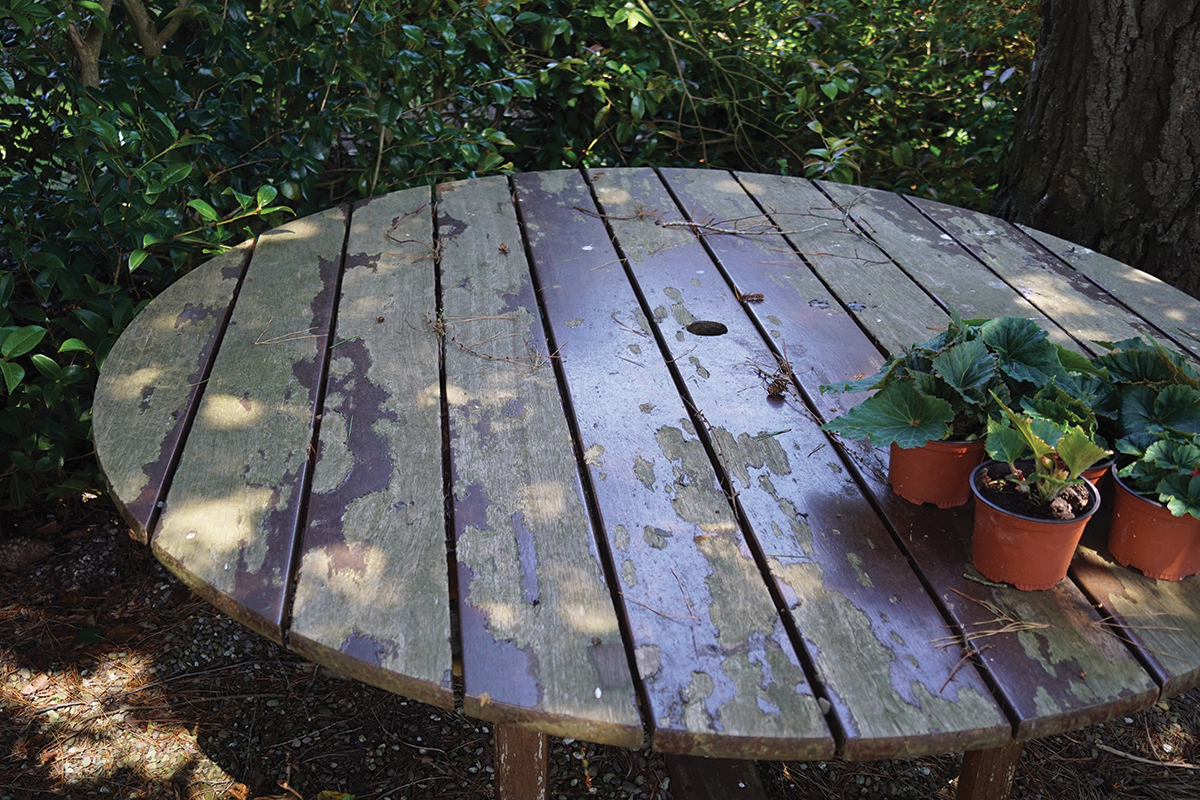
[
  {"left": 991, "top": 0, "right": 1200, "bottom": 297},
  {"left": 122, "top": 0, "right": 189, "bottom": 60},
  {"left": 67, "top": 0, "right": 115, "bottom": 89}
]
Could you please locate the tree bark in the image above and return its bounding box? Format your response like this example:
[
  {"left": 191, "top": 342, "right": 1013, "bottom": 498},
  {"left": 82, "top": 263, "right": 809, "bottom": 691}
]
[
  {"left": 66, "top": 0, "right": 189, "bottom": 87},
  {"left": 122, "top": 0, "right": 189, "bottom": 60},
  {"left": 991, "top": 0, "right": 1200, "bottom": 296},
  {"left": 67, "top": 0, "right": 115, "bottom": 89}
]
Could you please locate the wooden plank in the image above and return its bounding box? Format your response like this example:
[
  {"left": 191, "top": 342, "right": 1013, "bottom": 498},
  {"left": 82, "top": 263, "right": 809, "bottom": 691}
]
[
  {"left": 603, "top": 167, "right": 1010, "bottom": 760},
  {"left": 716, "top": 179, "right": 1159, "bottom": 741},
  {"left": 911, "top": 197, "right": 1162, "bottom": 353},
  {"left": 816, "top": 182, "right": 1077, "bottom": 350},
  {"left": 957, "top": 741, "right": 1023, "bottom": 800},
  {"left": 833, "top": 446, "right": 1157, "bottom": 743},
  {"left": 495, "top": 724, "right": 548, "bottom": 800},
  {"left": 152, "top": 206, "right": 347, "bottom": 643},
  {"left": 656, "top": 168, "right": 886, "bottom": 420},
  {"left": 286, "top": 190, "right": 455, "bottom": 708},
  {"left": 725, "top": 173, "right": 946, "bottom": 355},
  {"left": 512, "top": 169, "right": 833, "bottom": 760},
  {"left": 1019, "top": 224, "right": 1200, "bottom": 361},
  {"left": 94, "top": 242, "right": 251, "bottom": 542},
  {"left": 436, "top": 176, "right": 642, "bottom": 745},
  {"left": 1073, "top": 519, "right": 1200, "bottom": 698}
]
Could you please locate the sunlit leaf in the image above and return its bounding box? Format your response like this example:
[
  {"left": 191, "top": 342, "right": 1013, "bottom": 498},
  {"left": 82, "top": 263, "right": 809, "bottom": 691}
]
[
  {"left": 821, "top": 380, "right": 954, "bottom": 448},
  {"left": 58, "top": 338, "right": 92, "bottom": 354},
  {"left": 0, "top": 360, "right": 24, "bottom": 394},
  {"left": 187, "top": 199, "right": 220, "bottom": 222},
  {"left": 1, "top": 326, "right": 47, "bottom": 359}
]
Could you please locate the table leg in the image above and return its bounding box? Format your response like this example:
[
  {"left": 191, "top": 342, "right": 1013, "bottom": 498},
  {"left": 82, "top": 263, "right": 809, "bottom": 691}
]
[
  {"left": 956, "top": 741, "right": 1024, "bottom": 800},
  {"left": 663, "top": 753, "right": 767, "bottom": 799},
  {"left": 494, "top": 723, "right": 548, "bottom": 800}
]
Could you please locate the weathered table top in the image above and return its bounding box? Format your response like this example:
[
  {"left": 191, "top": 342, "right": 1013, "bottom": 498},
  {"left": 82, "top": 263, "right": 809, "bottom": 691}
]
[{"left": 94, "top": 168, "right": 1200, "bottom": 764}]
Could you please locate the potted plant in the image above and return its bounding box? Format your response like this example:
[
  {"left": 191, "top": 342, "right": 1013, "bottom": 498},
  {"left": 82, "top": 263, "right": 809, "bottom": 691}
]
[
  {"left": 1093, "top": 336, "right": 1200, "bottom": 579},
  {"left": 970, "top": 395, "right": 1111, "bottom": 590},
  {"left": 1110, "top": 433, "right": 1200, "bottom": 580},
  {"left": 820, "top": 311, "right": 1079, "bottom": 508}
]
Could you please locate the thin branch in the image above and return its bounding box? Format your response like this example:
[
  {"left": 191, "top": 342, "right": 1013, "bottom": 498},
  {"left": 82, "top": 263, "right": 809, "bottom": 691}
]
[{"left": 1096, "top": 743, "right": 1200, "bottom": 770}]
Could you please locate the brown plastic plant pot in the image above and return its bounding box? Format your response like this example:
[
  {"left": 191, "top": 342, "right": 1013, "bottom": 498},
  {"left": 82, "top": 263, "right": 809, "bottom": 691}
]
[
  {"left": 1081, "top": 456, "right": 1116, "bottom": 487},
  {"left": 888, "top": 439, "right": 986, "bottom": 508},
  {"left": 1108, "top": 466, "right": 1200, "bottom": 581},
  {"left": 969, "top": 462, "right": 1101, "bottom": 591}
]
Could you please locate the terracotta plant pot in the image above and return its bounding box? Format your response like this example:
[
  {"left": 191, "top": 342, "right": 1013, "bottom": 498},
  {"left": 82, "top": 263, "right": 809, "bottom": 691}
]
[
  {"left": 969, "top": 462, "right": 1100, "bottom": 590},
  {"left": 888, "top": 439, "right": 985, "bottom": 508},
  {"left": 1081, "top": 456, "right": 1116, "bottom": 487},
  {"left": 1108, "top": 467, "right": 1200, "bottom": 581}
]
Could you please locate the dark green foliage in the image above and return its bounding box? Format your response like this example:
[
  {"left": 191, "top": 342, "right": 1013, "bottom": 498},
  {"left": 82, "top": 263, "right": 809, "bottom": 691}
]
[
  {"left": 819, "top": 312, "right": 1074, "bottom": 449},
  {"left": 0, "top": 0, "right": 1035, "bottom": 505}
]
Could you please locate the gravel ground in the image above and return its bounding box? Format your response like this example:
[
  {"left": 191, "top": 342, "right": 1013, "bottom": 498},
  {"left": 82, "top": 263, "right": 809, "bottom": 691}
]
[{"left": 2, "top": 493, "right": 1199, "bottom": 799}]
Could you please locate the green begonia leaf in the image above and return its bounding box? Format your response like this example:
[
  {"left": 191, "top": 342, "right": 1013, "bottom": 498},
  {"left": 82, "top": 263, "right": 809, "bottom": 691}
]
[
  {"left": 1157, "top": 473, "right": 1200, "bottom": 520},
  {"left": 1054, "top": 344, "right": 1101, "bottom": 376},
  {"left": 1145, "top": 437, "right": 1200, "bottom": 473},
  {"left": 1121, "top": 384, "right": 1200, "bottom": 441},
  {"left": 1029, "top": 416, "right": 1065, "bottom": 450},
  {"left": 985, "top": 418, "right": 1028, "bottom": 464},
  {"left": 931, "top": 337, "right": 996, "bottom": 404},
  {"left": 820, "top": 380, "right": 954, "bottom": 448},
  {"left": 1152, "top": 384, "right": 1200, "bottom": 434},
  {"left": 1056, "top": 426, "right": 1110, "bottom": 479},
  {"left": 1095, "top": 339, "right": 1199, "bottom": 388},
  {"left": 981, "top": 316, "right": 1069, "bottom": 386},
  {"left": 820, "top": 354, "right": 903, "bottom": 394}
]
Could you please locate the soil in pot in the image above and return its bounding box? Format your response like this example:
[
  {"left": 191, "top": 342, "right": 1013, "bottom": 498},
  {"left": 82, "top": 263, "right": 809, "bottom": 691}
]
[
  {"left": 973, "top": 462, "right": 1094, "bottom": 520},
  {"left": 970, "top": 461, "right": 1100, "bottom": 591}
]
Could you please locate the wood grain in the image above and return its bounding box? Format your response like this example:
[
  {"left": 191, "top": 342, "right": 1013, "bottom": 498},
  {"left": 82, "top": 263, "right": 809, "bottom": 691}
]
[
  {"left": 707, "top": 180, "right": 1159, "bottom": 740},
  {"left": 615, "top": 167, "right": 1009, "bottom": 759},
  {"left": 1019, "top": 224, "right": 1200, "bottom": 361},
  {"left": 287, "top": 189, "right": 455, "bottom": 709},
  {"left": 437, "top": 176, "right": 642, "bottom": 745},
  {"left": 816, "top": 182, "right": 1076, "bottom": 350},
  {"left": 911, "top": 197, "right": 1161, "bottom": 353},
  {"left": 93, "top": 242, "right": 251, "bottom": 542},
  {"left": 495, "top": 724, "right": 548, "bottom": 800},
  {"left": 728, "top": 172, "right": 945, "bottom": 355},
  {"left": 957, "top": 741, "right": 1024, "bottom": 800},
  {"left": 514, "top": 169, "right": 833, "bottom": 760},
  {"left": 153, "top": 206, "right": 347, "bottom": 643},
  {"left": 1073, "top": 519, "right": 1200, "bottom": 698},
  {"left": 94, "top": 171, "right": 1200, "bottom": 774}
]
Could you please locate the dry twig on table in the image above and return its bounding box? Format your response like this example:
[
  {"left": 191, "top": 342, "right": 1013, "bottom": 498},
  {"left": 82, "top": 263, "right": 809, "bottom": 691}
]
[
  {"left": 940, "top": 644, "right": 993, "bottom": 693},
  {"left": 931, "top": 589, "right": 1050, "bottom": 649},
  {"left": 423, "top": 311, "right": 562, "bottom": 369}
]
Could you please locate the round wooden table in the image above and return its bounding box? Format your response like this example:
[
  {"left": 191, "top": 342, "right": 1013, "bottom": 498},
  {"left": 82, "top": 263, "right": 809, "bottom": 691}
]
[{"left": 94, "top": 169, "right": 1200, "bottom": 799}]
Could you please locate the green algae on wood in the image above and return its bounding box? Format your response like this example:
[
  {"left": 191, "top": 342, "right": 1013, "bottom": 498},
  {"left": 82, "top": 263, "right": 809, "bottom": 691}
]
[
  {"left": 94, "top": 241, "right": 251, "bottom": 542},
  {"left": 439, "top": 175, "right": 642, "bottom": 747},
  {"left": 287, "top": 188, "right": 455, "bottom": 709},
  {"left": 515, "top": 168, "right": 833, "bottom": 759},
  {"left": 152, "top": 205, "right": 347, "bottom": 643},
  {"left": 589, "top": 166, "right": 1010, "bottom": 759}
]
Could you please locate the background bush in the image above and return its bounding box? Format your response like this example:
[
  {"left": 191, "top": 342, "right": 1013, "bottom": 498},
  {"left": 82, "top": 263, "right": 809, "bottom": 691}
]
[{"left": 0, "top": 0, "right": 1035, "bottom": 506}]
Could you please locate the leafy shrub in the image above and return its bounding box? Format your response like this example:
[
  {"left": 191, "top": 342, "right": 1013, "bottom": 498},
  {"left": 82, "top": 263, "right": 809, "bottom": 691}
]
[{"left": 0, "top": 0, "right": 1035, "bottom": 506}]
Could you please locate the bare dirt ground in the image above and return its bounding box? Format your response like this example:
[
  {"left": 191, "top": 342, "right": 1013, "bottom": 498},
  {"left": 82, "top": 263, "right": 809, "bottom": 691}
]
[{"left": 2, "top": 492, "right": 1199, "bottom": 800}]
